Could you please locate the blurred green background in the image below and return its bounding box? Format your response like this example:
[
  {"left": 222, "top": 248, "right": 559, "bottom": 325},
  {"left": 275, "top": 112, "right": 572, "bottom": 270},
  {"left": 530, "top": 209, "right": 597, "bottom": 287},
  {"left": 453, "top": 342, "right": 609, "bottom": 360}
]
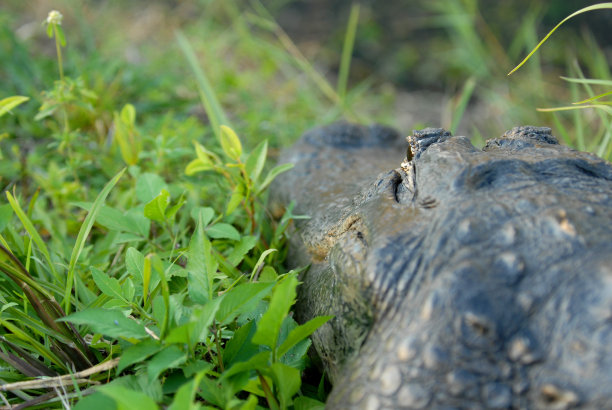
[{"left": 2, "top": 0, "right": 610, "bottom": 152}]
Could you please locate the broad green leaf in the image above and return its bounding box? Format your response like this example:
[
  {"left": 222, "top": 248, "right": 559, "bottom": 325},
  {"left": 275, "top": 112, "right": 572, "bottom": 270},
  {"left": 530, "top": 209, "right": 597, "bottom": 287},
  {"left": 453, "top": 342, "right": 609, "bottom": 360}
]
[
  {"left": 277, "top": 315, "right": 333, "bottom": 358},
  {"left": 186, "top": 299, "right": 221, "bottom": 347},
  {"left": 97, "top": 385, "right": 158, "bottom": 410},
  {"left": 241, "top": 377, "right": 267, "bottom": 400},
  {"left": 183, "top": 360, "right": 212, "bottom": 377},
  {"left": 126, "top": 247, "right": 145, "bottom": 283},
  {"left": 72, "top": 392, "right": 116, "bottom": 410},
  {"left": 144, "top": 189, "right": 170, "bottom": 222},
  {"left": 220, "top": 351, "right": 270, "bottom": 380},
  {"left": 168, "top": 373, "right": 205, "bottom": 410},
  {"left": 34, "top": 104, "right": 55, "bottom": 121},
  {"left": 187, "top": 270, "right": 209, "bottom": 305},
  {"left": 116, "top": 232, "right": 145, "bottom": 243},
  {"left": 293, "top": 396, "right": 325, "bottom": 410},
  {"left": 215, "top": 251, "right": 243, "bottom": 280},
  {"left": 276, "top": 316, "right": 310, "bottom": 370},
  {"left": 215, "top": 282, "right": 275, "bottom": 325},
  {"left": 198, "top": 375, "right": 226, "bottom": 407},
  {"left": 117, "top": 339, "right": 163, "bottom": 373},
  {"left": 195, "top": 142, "right": 219, "bottom": 164},
  {"left": 64, "top": 168, "right": 126, "bottom": 313},
  {"left": 165, "top": 195, "right": 185, "bottom": 221},
  {"left": 245, "top": 140, "right": 268, "bottom": 183},
  {"left": 123, "top": 277, "right": 136, "bottom": 302},
  {"left": 147, "top": 345, "right": 187, "bottom": 382},
  {"left": 270, "top": 362, "right": 301, "bottom": 408},
  {"left": 508, "top": 3, "right": 612, "bottom": 75},
  {"left": 190, "top": 207, "right": 214, "bottom": 226},
  {"left": 56, "top": 25, "right": 66, "bottom": 46},
  {"left": 238, "top": 395, "right": 258, "bottom": 410},
  {"left": 206, "top": 223, "right": 240, "bottom": 241},
  {"left": 226, "top": 183, "right": 244, "bottom": 216},
  {"left": 220, "top": 125, "right": 242, "bottom": 160},
  {"left": 224, "top": 371, "right": 250, "bottom": 401},
  {"left": 252, "top": 274, "right": 298, "bottom": 350},
  {"left": 114, "top": 110, "right": 138, "bottom": 166},
  {"left": 102, "top": 298, "right": 130, "bottom": 310},
  {"left": 185, "top": 158, "right": 213, "bottom": 175},
  {"left": 257, "top": 163, "right": 294, "bottom": 194},
  {"left": 227, "top": 235, "right": 258, "bottom": 266},
  {"left": 136, "top": 173, "right": 167, "bottom": 203},
  {"left": 73, "top": 203, "right": 135, "bottom": 234},
  {"left": 0, "top": 96, "right": 29, "bottom": 117},
  {"left": 187, "top": 216, "right": 216, "bottom": 303},
  {"left": 125, "top": 207, "right": 150, "bottom": 237},
  {"left": 224, "top": 321, "right": 258, "bottom": 366},
  {"left": 60, "top": 308, "right": 147, "bottom": 339},
  {"left": 91, "top": 204, "right": 129, "bottom": 231},
  {"left": 121, "top": 103, "right": 136, "bottom": 124},
  {"left": 164, "top": 322, "right": 195, "bottom": 345},
  {"left": 280, "top": 337, "right": 311, "bottom": 370},
  {"left": 91, "top": 267, "right": 124, "bottom": 300},
  {"left": 259, "top": 266, "right": 278, "bottom": 282}
]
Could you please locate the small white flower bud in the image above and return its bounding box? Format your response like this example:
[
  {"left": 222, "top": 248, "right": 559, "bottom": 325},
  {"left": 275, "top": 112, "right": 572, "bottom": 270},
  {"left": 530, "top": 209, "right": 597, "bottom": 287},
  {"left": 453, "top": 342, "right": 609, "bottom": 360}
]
[{"left": 46, "top": 10, "right": 63, "bottom": 25}]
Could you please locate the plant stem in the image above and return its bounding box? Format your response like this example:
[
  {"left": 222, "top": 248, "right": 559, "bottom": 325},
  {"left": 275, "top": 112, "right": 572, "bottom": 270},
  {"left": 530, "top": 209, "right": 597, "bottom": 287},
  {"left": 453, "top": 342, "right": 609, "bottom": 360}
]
[
  {"left": 213, "top": 324, "right": 224, "bottom": 372},
  {"left": 257, "top": 370, "right": 279, "bottom": 410},
  {"left": 53, "top": 24, "right": 70, "bottom": 139},
  {"left": 53, "top": 25, "right": 64, "bottom": 83}
]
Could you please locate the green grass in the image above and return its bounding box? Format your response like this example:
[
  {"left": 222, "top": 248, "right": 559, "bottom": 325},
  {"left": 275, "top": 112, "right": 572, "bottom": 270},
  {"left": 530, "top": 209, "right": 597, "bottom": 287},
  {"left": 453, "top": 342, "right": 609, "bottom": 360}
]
[{"left": 0, "top": 1, "right": 610, "bottom": 408}]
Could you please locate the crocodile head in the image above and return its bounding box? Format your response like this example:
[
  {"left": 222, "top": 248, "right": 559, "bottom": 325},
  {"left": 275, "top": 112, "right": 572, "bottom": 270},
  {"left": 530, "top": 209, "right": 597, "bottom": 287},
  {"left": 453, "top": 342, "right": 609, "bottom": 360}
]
[{"left": 273, "top": 122, "right": 612, "bottom": 409}]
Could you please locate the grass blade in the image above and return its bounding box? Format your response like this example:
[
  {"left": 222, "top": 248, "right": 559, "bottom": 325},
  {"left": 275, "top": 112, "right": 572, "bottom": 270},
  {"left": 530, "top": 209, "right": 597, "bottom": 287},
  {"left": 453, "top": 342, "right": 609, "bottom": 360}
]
[
  {"left": 450, "top": 77, "right": 476, "bottom": 134},
  {"left": 0, "top": 246, "right": 95, "bottom": 367},
  {"left": 560, "top": 77, "right": 612, "bottom": 86},
  {"left": 573, "top": 90, "right": 612, "bottom": 105},
  {"left": 508, "top": 3, "right": 612, "bottom": 75},
  {"left": 537, "top": 104, "right": 612, "bottom": 115},
  {"left": 175, "top": 31, "right": 230, "bottom": 142},
  {"left": 250, "top": 0, "right": 362, "bottom": 121},
  {"left": 0, "top": 321, "right": 66, "bottom": 369},
  {"left": 63, "top": 168, "right": 126, "bottom": 313},
  {"left": 597, "top": 129, "right": 611, "bottom": 159},
  {"left": 5, "top": 192, "right": 61, "bottom": 283},
  {"left": 337, "top": 3, "right": 360, "bottom": 102}
]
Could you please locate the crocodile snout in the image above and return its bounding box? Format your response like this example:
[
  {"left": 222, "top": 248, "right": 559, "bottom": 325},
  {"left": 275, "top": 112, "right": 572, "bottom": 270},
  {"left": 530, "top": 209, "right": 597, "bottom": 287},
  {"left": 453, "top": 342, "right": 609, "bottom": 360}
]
[{"left": 273, "top": 122, "right": 612, "bottom": 408}]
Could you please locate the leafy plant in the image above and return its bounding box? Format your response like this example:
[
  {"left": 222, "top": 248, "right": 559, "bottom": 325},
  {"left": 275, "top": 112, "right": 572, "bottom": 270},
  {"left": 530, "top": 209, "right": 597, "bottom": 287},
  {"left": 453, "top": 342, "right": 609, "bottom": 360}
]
[{"left": 0, "top": 6, "right": 334, "bottom": 409}]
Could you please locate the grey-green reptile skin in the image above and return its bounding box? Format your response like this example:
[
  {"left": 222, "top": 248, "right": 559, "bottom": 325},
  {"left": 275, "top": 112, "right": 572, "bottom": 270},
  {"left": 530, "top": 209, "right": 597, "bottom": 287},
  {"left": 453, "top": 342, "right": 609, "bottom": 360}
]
[{"left": 272, "top": 123, "right": 612, "bottom": 409}]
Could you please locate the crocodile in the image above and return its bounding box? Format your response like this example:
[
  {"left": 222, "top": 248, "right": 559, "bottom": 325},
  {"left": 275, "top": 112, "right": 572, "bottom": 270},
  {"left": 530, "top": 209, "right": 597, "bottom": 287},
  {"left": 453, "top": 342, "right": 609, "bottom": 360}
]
[{"left": 272, "top": 122, "right": 612, "bottom": 409}]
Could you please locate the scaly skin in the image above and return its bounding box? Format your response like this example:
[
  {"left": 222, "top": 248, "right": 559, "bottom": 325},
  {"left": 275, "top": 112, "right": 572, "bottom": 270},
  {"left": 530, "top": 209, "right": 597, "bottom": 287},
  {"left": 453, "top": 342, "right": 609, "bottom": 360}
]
[{"left": 272, "top": 123, "right": 612, "bottom": 409}]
